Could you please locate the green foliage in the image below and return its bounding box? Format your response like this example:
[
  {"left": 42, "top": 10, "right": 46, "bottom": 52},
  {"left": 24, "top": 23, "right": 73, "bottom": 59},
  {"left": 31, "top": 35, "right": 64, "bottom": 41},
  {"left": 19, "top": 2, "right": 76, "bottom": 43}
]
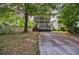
[
  {"left": 10, "top": 15, "right": 24, "bottom": 27},
  {"left": 0, "top": 17, "right": 24, "bottom": 35},
  {"left": 0, "top": 3, "right": 57, "bottom": 33},
  {"left": 59, "top": 27, "right": 67, "bottom": 31},
  {"left": 25, "top": 3, "right": 57, "bottom": 16},
  {"left": 28, "top": 20, "right": 35, "bottom": 29},
  {"left": 59, "top": 4, "right": 79, "bottom": 33},
  {"left": 0, "top": 4, "right": 24, "bottom": 34},
  {"left": 0, "top": 24, "right": 15, "bottom": 35}
]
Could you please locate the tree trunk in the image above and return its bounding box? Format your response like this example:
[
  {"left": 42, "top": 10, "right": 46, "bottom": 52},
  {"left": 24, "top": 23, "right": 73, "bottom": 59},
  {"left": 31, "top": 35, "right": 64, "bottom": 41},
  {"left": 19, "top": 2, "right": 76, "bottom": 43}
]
[{"left": 23, "top": 4, "right": 28, "bottom": 32}]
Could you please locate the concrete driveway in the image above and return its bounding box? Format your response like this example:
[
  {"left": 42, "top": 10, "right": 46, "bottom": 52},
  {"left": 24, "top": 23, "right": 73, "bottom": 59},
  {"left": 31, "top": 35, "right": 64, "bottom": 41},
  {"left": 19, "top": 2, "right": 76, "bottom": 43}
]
[{"left": 39, "top": 32, "right": 79, "bottom": 55}]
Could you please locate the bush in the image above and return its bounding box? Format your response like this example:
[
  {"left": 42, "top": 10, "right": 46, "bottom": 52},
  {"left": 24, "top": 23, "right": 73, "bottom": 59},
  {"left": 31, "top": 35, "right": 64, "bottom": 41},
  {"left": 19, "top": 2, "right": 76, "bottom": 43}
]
[
  {"left": 73, "top": 27, "right": 79, "bottom": 34},
  {"left": 28, "top": 20, "right": 35, "bottom": 29},
  {"left": 28, "top": 24, "right": 34, "bottom": 28},
  {"left": 0, "top": 25, "right": 15, "bottom": 35},
  {"left": 60, "top": 27, "right": 67, "bottom": 31},
  {"left": 68, "top": 22, "right": 79, "bottom": 34},
  {"left": 53, "top": 28, "right": 57, "bottom": 31}
]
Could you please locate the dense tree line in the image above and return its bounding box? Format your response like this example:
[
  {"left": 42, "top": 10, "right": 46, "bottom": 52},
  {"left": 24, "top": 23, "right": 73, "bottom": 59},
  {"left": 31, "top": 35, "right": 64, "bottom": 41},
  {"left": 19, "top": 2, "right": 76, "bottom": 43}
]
[{"left": 59, "top": 4, "right": 79, "bottom": 34}]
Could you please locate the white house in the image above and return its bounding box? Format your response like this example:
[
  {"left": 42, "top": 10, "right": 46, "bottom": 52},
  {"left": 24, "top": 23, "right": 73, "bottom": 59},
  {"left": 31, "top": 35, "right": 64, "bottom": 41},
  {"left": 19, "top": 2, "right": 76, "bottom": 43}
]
[
  {"left": 28, "top": 15, "right": 59, "bottom": 31},
  {"left": 34, "top": 16, "right": 51, "bottom": 31}
]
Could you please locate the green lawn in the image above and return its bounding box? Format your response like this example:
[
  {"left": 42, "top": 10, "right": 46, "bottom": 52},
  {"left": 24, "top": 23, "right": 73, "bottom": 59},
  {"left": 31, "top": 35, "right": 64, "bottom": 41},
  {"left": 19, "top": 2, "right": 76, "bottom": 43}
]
[{"left": 0, "top": 32, "right": 39, "bottom": 55}]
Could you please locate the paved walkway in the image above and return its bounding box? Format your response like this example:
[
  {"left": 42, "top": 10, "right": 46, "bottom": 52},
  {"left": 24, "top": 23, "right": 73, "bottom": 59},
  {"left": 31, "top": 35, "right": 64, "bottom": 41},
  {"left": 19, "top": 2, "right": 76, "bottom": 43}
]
[{"left": 39, "top": 32, "right": 79, "bottom": 55}]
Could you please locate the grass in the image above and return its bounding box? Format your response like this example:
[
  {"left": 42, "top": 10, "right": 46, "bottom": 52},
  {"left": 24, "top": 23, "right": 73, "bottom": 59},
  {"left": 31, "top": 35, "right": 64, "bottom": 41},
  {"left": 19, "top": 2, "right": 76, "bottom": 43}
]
[{"left": 0, "top": 32, "right": 40, "bottom": 55}]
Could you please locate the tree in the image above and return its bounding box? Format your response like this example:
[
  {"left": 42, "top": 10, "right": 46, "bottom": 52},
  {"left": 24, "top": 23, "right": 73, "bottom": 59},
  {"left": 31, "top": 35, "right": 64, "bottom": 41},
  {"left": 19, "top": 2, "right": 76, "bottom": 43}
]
[
  {"left": 24, "top": 4, "right": 28, "bottom": 32},
  {"left": 0, "top": 3, "right": 57, "bottom": 32},
  {"left": 59, "top": 3, "right": 79, "bottom": 33}
]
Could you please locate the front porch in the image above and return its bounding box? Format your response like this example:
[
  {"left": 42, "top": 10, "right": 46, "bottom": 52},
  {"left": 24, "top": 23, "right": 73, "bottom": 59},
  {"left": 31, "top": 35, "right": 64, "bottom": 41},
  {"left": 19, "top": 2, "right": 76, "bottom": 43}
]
[{"left": 33, "top": 16, "right": 51, "bottom": 31}]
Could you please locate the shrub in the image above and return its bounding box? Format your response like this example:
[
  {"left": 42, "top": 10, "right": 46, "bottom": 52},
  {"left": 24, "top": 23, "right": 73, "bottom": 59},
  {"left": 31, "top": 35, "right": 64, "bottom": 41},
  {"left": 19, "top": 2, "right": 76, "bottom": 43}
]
[
  {"left": 60, "top": 27, "right": 67, "bottom": 31},
  {"left": 53, "top": 28, "right": 57, "bottom": 31},
  {"left": 68, "top": 21, "right": 79, "bottom": 34},
  {"left": 28, "top": 20, "right": 35, "bottom": 29},
  {"left": 0, "top": 24, "right": 15, "bottom": 35}
]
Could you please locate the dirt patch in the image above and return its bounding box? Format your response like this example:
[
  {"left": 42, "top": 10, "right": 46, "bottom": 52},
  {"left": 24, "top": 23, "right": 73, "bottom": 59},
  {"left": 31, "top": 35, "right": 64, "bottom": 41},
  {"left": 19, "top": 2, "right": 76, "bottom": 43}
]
[{"left": 0, "top": 32, "right": 39, "bottom": 55}]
